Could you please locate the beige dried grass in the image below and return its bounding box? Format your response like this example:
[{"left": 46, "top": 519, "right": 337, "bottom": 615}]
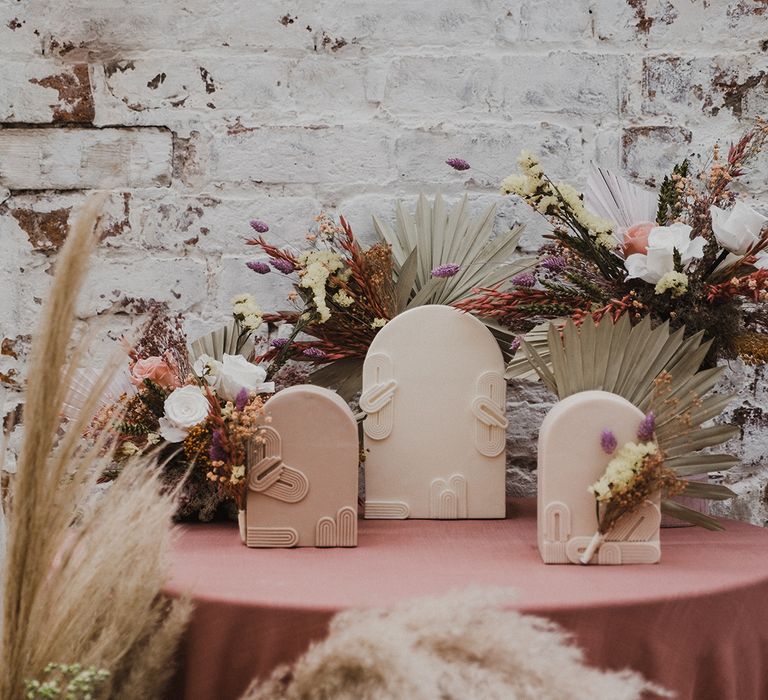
[
  {"left": 243, "top": 588, "right": 668, "bottom": 700},
  {"left": 0, "top": 195, "right": 191, "bottom": 699}
]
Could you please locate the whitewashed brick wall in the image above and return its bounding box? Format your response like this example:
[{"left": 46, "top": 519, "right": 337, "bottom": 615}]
[{"left": 1, "top": 0, "right": 767, "bottom": 522}]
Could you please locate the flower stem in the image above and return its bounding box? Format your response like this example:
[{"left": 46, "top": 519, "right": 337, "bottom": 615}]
[{"left": 579, "top": 531, "right": 605, "bottom": 564}]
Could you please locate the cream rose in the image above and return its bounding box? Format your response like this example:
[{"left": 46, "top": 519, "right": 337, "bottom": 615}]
[
  {"left": 213, "top": 354, "right": 275, "bottom": 402},
  {"left": 158, "top": 385, "right": 210, "bottom": 443}
]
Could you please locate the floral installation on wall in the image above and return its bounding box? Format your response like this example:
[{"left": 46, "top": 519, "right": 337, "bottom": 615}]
[{"left": 454, "top": 120, "right": 768, "bottom": 372}]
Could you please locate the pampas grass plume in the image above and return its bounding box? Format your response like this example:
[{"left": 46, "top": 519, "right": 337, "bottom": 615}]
[
  {"left": 0, "top": 195, "right": 190, "bottom": 699},
  {"left": 243, "top": 588, "right": 668, "bottom": 700}
]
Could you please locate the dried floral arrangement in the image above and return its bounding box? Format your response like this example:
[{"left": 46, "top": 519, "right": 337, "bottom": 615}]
[
  {"left": 523, "top": 314, "right": 737, "bottom": 531},
  {"left": 1, "top": 197, "right": 190, "bottom": 699},
  {"left": 73, "top": 300, "right": 274, "bottom": 521},
  {"left": 244, "top": 196, "right": 529, "bottom": 396},
  {"left": 455, "top": 121, "right": 768, "bottom": 372}
]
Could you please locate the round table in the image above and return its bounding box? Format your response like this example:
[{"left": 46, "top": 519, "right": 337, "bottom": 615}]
[{"left": 165, "top": 499, "right": 768, "bottom": 700}]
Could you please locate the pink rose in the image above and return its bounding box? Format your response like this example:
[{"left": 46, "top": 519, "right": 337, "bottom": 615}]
[
  {"left": 622, "top": 222, "right": 655, "bottom": 257},
  {"left": 131, "top": 356, "right": 179, "bottom": 390}
]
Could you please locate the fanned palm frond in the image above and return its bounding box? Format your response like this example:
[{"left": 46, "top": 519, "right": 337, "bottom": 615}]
[
  {"left": 189, "top": 321, "right": 254, "bottom": 362},
  {"left": 524, "top": 317, "right": 738, "bottom": 528},
  {"left": 373, "top": 194, "right": 532, "bottom": 308}
]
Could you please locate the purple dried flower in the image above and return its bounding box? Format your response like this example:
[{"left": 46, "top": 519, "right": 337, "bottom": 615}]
[
  {"left": 540, "top": 256, "right": 567, "bottom": 272},
  {"left": 511, "top": 272, "right": 536, "bottom": 287},
  {"left": 445, "top": 158, "right": 471, "bottom": 171},
  {"left": 235, "top": 387, "right": 249, "bottom": 411},
  {"left": 509, "top": 337, "right": 521, "bottom": 354},
  {"left": 431, "top": 263, "right": 460, "bottom": 278},
  {"left": 600, "top": 429, "right": 617, "bottom": 455},
  {"left": 270, "top": 258, "right": 296, "bottom": 274},
  {"left": 302, "top": 347, "right": 327, "bottom": 359},
  {"left": 209, "top": 429, "right": 227, "bottom": 463},
  {"left": 270, "top": 337, "right": 289, "bottom": 348},
  {"left": 249, "top": 219, "right": 269, "bottom": 233},
  {"left": 246, "top": 260, "right": 271, "bottom": 274},
  {"left": 637, "top": 412, "right": 656, "bottom": 442}
]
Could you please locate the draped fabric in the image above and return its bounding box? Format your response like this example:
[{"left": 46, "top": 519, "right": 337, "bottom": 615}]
[{"left": 166, "top": 499, "right": 768, "bottom": 700}]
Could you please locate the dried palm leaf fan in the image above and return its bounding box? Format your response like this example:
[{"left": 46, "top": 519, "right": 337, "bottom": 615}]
[
  {"left": 189, "top": 321, "right": 254, "bottom": 363},
  {"left": 522, "top": 314, "right": 738, "bottom": 529},
  {"left": 373, "top": 194, "right": 532, "bottom": 353}
]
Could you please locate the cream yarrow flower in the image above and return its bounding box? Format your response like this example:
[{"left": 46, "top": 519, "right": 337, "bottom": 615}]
[
  {"left": 332, "top": 290, "right": 354, "bottom": 307},
  {"left": 588, "top": 441, "right": 658, "bottom": 502},
  {"left": 654, "top": 271, "right": 689, "bottom": 297},
  {"left": 231, "top": 293, "right": 263, "bottom": 330},
  {"left": 371, "top": 317, "right": 388, "bottom": 329},
  {"left": 298, "top": 250, "right": 345, "bottom": 323},
  {"left": 500, "top": 174, "right": 537, "bottom": 197}
]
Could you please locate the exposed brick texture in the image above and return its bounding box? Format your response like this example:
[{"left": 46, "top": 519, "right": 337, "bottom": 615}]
[{"left": 1, "top": 0, "right": 767, "bottom": 523}]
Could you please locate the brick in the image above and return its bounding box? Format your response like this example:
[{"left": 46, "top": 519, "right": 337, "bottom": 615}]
[
  {"left": 2, "top": 191, "right": 131, "bottom": 253},
  {"left": 78, "top": 255, "right": 207, "bottom": 317},
  {"left": 126, "top": 191, "right": 322, "bottom": 252},
  {"left": 205, "top": 125, "right": 394, "bottom": 186},
  {"left": 93, "top": 54, "right": 374, "bottom": 126},
  {"left": 0, "top": 60, "right": 94, "bottom": 123},
  {"left": 393, "top": 123, "right": 584, "bottom": 188},
  {"left": 642, "top": 54, "right": 768, "bottom": 120},
  {"left": 311, "top": 0, "right": 503, "bottom": 50},
  {"left": 511, "top": 0, "right": 592, "bottom": 43},
  {"left": 621, "top": 125, "right": 693, "bottom": 183},
  {"left": 0, "top": 127, "right": 172, "bottom": 190},
  {"left": 0, "top": 1, "right": 316, "bottom": 56},
  {"left": 383, "top": 53, "right": 626, "bottom": 118},
  {"left": 593, "top": 0, "right": 768, "bottom": 47}
]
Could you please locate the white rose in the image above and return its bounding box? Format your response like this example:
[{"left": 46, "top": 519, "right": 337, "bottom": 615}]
[
  {"left": 158, "top": 385, "right": 210, "bottom": 443},
  {"left": 710, "top": 201, "right": 767, "bottom": 255},
  {"left": 214, "top": 354, "right": 275, "bottom": 402},
  {"left": 624, "top": 223, "right": 706, "bottom": 284}
]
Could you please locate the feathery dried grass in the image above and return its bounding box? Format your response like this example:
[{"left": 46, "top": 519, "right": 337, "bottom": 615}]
[
  {"left": 0, "top": 195, "right": 191, "bottom": 699},
  {"left": 242, "top": 588, "right": 667, "bottom": 700}
]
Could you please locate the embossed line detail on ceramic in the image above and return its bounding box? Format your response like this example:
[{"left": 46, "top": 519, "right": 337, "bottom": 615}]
[
  {"left": 473, "top": 371, "right": 508, "bottom": 457},
  {"left": 364, "top": 501, "right": 410, "bottom": 519},
  {"left": 430, "top": 475, "right": 468, "bottom": 519},
  {"left": 246, "top": 527, "right": 299, "bottom": 548},
  {"left": 315, "top": 506, "right": 358, "bottom": 547},
  {"left": 360, "top": 353, "right": 397, "bottom": 441},
  {"left": 247, "top": 425, "right": 310, "bottom": 503},
  {"left": 538, "top": 390, "right": 661, "bottom": 565}
]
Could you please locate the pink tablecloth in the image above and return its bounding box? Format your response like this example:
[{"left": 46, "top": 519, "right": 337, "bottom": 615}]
[{"left": 165, "top": 499, "right": 768, "bottom": 700}]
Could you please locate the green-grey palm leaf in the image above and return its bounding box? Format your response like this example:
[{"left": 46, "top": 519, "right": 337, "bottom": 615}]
[{"left": 373, "top": 194, "right": 532, "bottom": 309}]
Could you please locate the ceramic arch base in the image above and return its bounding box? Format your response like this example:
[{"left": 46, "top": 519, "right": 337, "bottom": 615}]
[
  {"left": 538, "top": 390, "right": 661, "bottom": 565},
  {"left": 361, "top": 305, "right": 507, "bottom": 520},
  {"left": 244, "top": 385, "right": 359, "bottom": 548}
]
